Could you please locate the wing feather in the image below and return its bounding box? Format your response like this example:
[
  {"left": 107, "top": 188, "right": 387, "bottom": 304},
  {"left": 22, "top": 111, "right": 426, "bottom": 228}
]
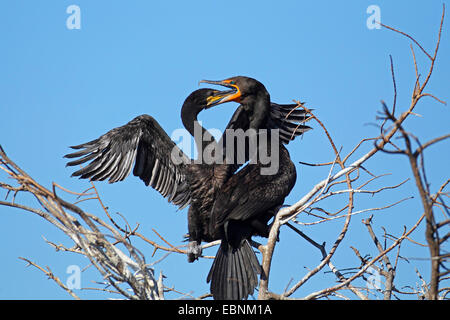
[
  {"left": 65, "top": 114, "right": 191, "bottom": 209},
  {"left": 268, "top": 102, "right": 312, "bottom": 144}
]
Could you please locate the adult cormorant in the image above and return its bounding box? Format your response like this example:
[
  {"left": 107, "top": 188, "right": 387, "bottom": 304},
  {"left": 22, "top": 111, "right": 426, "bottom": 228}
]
[{"left": 196, "top": 76, "right": 310, "bottom": 300}]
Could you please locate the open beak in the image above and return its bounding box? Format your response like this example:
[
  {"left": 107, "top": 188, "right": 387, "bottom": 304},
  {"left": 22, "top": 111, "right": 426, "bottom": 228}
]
[
  {"left": 200, "top": 79, "right": 242, "bottom": 107},
  {"left": 204, "top": 90, "right": 234, "bottom": 108}
]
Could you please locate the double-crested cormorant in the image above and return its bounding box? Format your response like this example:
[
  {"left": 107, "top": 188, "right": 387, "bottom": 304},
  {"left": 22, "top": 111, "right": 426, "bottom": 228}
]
[
  {"left": 194, "top": 76, "right": 310, "bottom": 300},
  {"left": 65, "top": 79, "right": 310, "bottom": 300}
]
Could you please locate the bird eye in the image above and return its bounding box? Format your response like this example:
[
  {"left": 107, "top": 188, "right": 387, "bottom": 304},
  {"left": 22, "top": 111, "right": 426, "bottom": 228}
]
[{"left": 229, "top": 81, "right": 236, "bottom": 85}]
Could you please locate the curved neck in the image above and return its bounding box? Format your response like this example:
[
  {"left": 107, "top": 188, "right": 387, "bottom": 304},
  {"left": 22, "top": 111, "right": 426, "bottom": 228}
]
[{"left": 181, "top": 104, "right": 216, "bottom": 158}]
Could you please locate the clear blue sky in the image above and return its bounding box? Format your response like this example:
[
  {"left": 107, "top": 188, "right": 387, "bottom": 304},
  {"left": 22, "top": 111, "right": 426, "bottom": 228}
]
[{"left": 0, "top": 1, "right": 448, "bottom": 299}]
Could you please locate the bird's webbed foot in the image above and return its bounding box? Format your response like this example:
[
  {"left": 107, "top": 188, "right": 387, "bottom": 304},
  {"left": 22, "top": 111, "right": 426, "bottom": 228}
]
[{"left": 187, "top": 241, "right": 203, "bottom": 263}]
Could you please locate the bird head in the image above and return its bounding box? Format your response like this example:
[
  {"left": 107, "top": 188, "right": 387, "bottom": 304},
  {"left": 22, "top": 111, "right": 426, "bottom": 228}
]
[
  {"left": 199, "top": 76, "right": 271, "bottom": 129},
  {"left": 199, "top": 76, "right": 269, "bottom": 106},
  {"left": 183, "top": 88, "right": 237, "bottom": 111}
]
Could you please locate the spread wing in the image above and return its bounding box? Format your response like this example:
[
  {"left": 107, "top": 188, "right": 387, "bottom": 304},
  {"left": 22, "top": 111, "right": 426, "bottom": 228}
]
[
  {"left": 216, "top": 103, "right": 312, "bottom": 172},
  {"left": 268, "top": 103, "right": 312, "bottom": 144},
  {"left": 64, "top": 114, "right": 191, "bottom": 209}
]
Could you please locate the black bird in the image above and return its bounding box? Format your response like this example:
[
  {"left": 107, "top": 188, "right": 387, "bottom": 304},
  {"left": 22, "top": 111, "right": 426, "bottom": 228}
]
[
  {"left": 64, "top": 88, "right": 232, "bottom": 210},
  {"left": 195, "top": 76, "right": 311, "bottom": 300},
  {"left": 64, "top": 82, "right": 310, "bottom": 300}
]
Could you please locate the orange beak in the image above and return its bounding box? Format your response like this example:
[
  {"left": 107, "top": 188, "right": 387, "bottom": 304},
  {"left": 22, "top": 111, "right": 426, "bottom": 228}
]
[{"left": 199, "top": 79, "right": 241, "bottom": 104}]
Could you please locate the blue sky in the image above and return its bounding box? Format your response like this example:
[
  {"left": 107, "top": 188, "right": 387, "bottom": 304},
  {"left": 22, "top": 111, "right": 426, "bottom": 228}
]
[{"left": 0, "top": 1, "right": 448, "bottom": 299}]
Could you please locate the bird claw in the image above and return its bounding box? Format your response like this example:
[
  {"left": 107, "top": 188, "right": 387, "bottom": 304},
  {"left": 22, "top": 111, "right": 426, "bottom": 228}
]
[{"left": 187, "top": 241, "right": 202, "bottom": 263}]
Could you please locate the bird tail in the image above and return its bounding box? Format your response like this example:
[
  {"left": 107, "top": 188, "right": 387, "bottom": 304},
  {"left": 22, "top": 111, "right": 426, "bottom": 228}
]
[{"left": 207, "top": 239, "right": 261, "bottom": 300}]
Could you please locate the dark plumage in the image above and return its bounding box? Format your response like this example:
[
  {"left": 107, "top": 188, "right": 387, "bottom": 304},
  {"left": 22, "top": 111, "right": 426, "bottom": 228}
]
[
  {"left": 198, "top": 76, "right": 310, "bottom": 300},
  {"left": 65, "top": 114, "right": 191, "bottom": 207},
  {"left": 64, "top": 79, "right": 311, "bottom": 300},
  {"left": 65, "top": 89, "right": 228, "bottom": 210}
]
